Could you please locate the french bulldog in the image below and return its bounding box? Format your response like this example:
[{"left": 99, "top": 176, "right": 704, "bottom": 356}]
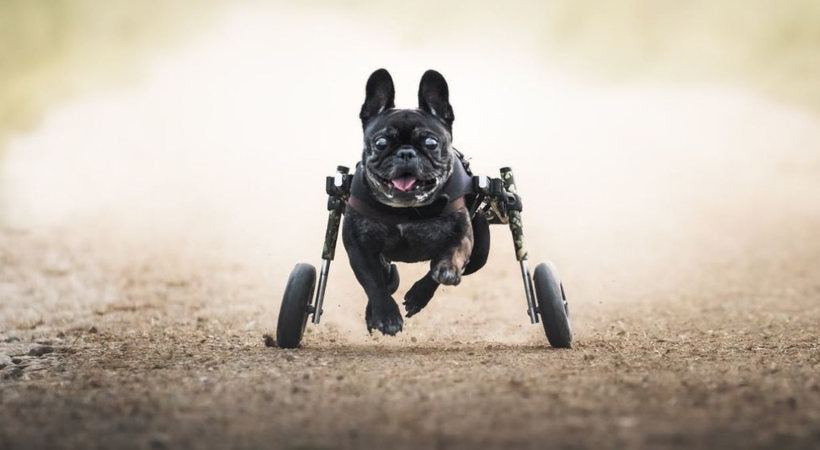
[{"left": 342, "top": 69, "right": 475, "bottom": 335}]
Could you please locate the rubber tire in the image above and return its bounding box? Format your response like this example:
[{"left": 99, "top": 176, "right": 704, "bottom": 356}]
[
  {"left": 533, "top": 262, "right": 572, "bottom": 348},
  {"left": 276, "top": 263, "right": 316, "bottom": 349}
]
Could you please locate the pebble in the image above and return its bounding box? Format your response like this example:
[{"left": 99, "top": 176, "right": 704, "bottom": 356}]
[
  {"left": 149, "top": 436, "right": 168, "bottom": 450},
  {"left": 0, "top": 354, "right": 11, "bottom": 369},
  {"left": 263, "top": 334, "right": 276, "bottom": 347},
  {"left": 28, "top": 345, "right": 55, "bottom": 357},
  {"left": 1, "top": 366, "right": 23, "bottom": 380}
]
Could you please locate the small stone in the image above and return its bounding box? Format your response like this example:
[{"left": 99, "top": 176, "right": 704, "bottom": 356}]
[
  {"left": 3, "top": 336, "right": 20, "bottom": 343},
  {"left": 618, "top": 417, "right": 638, "bottom": 428},
  {"left": 149, "top": 435, "right": 168, "bottom": 450},
  {"left": 0, "top": 354, "right": 11, "bottom": 369},
  {"left": 1, "top": 366, "right": 23, "bottom": 380},
  {"left": 28, "top": 345, "right": 54, "bottom": 357},
  {"left": 88, "top": 326, "right": 98, "bottom": 334},
  {"left": 263, "top": 334, "right": 276, "bottom": 347}
]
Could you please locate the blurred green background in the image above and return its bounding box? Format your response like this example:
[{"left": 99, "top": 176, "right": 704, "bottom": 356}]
[
  {"left": 0, "top": 0, "right": 215, "bottom": 147},
  {"left": 1, "top": 0, "right": 818, "bottom": 150}
]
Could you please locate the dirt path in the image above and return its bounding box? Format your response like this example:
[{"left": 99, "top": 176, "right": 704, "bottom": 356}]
[
  {"left": 0, "top": 201, "right": 818, "bottom": 450},
  {"left": 2, "top": 6, "right": 820, "bottom": 449}
]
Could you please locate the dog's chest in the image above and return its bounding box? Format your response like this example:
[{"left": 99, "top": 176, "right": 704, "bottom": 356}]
[
  {"left": 394, "top": 220, "right": 450, "bottom": 243},
  {"left": 381, "top": 218, "right": 458, "bottom": 262}
]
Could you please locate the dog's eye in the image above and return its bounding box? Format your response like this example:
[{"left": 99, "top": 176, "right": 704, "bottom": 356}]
[
  {"left": 374, "top": 137, "right": 388, "bottom": 151},
  {"left": 424, "top": 137, "right": 438, "bottom": 150}
]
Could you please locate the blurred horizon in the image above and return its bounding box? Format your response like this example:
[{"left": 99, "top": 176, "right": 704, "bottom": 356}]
[{"left": 2, "top": 0, "right": 819, "bottom": 150}]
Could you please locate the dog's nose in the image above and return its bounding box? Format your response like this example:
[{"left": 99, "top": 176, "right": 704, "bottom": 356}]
[{"left": 396, "top": 148, "right": 418, "bottom": 161}]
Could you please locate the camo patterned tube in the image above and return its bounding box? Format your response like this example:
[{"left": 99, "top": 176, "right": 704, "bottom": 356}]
[
  {"left": 321, "top": 208, "right": 343, "bottom": 260},
  {"left": 500, "top": 168, "right": 528, "bottom": 261}
]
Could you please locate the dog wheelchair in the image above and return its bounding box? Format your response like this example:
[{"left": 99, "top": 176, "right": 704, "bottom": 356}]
[{"left": 276, "top": 160, "right": 572, "bottom": 349}]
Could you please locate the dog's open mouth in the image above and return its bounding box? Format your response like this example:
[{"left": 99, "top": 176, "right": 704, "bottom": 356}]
[
  {"left": 391, "top": 175, "right": 416, "bottom": 192},
  {"left": 374, "top": 172, "right": 436, "bottom": 193}
]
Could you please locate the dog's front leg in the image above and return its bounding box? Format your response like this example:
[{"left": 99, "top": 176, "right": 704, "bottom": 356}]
[
  {"left": 404, "top": 272, "right": 439, "bottom": 317},
  {"left": 430, "top": 210, "right": 474, "bottom": 286},
  {"left": 342, "top": 214, "right": 403, "bottom": 335},
  {"left": 404, "top": 233, "right": 471, "bottom": 317},
  {"left": 405, "top": 210, "right": 473, "bottom": 317}
]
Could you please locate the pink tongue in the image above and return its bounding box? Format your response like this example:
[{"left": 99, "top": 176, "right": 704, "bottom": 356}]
[{"left": 391, "top": 176, "right": 417, "bottom": 192}]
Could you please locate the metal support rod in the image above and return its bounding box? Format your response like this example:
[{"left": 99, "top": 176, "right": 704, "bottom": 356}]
[
  {"left": 312, "top": 165, "right": 349, "bottom": 324},
  {"left": 312, "top": 258, "right": 331, "bottom": 324},
  {"left": 519, "top": 259, "right": 539, "bottom": 323},
  {"left": 500, "top": 167, "right": 538, "bottom": 322},
  {"left": 321, "top": 208, "right": 344, "bottom": 260},
  {"left": 500, "top": 167, "right": 528, "bottom": 261}
]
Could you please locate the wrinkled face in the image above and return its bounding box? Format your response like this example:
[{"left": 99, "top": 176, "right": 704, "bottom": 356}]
[
  {"left": 362, "top": 110, "right": 453, "bottom": 207},
  {"left": 358, "top": 68, "right": 456, "bottom": 207}
]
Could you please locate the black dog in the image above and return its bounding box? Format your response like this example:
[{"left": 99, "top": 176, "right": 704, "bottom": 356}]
[{"left": 342, "top": 69, "right": 478, "bottom": 336}]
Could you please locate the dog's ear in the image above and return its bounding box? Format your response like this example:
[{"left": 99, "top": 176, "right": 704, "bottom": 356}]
[
  {"left": 360, "top": 69, "right": 395, "bottom": 126},
  {"left": 418, "top": 70, "right": 454, "bottom": 128}
]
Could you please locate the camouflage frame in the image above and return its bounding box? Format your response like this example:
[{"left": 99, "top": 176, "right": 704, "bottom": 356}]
[
  {"left": 313, "top": 166, "right": 351, "bottom": 324},
  {"left": 500, "top": 167, "right": 528, "bottom": 262},
  {"left": 320, "top": 166, "right": 352, "bottom": 260}
]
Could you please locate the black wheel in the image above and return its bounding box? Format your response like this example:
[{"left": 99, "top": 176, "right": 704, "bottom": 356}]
[
  {"left": 276, "top": 263, "right": 316, "bottom": 349},
  {"left": 533, "top": 262, "right": 572, "bottom": 348}
]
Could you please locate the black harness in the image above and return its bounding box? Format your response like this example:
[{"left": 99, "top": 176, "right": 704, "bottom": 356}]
[{"left": 347, "top": 156, "right": 474, "bottom": 224}]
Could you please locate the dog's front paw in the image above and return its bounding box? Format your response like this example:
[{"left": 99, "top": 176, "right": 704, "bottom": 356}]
[
  {"left": 404, "top": 275, "right": 439, "bottom": 318},
  {"left": 366, "top": 298, "right": 404, "bottom": 336},
  {"left": 431, "top": 261, "right": 461, "bottom": 286}
]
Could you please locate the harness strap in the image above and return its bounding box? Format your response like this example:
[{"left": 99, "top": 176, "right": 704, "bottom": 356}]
[{"left": 347, "top": 195, "right": 466, "bottom": 225}]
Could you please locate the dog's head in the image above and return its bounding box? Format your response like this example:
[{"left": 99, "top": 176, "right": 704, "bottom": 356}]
[{"left": 358, "top": 69, "right": 455, "bottom": 207}]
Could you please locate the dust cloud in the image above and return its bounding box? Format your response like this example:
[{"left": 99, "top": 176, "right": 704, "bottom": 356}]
[{"left": 1, "top": 1, "right": 819, "bottom": 341}]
